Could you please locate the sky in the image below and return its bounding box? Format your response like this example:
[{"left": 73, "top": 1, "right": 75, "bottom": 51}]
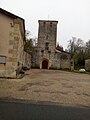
[{"left": 0, "top": 0, "right": 90, "bottom": 50}]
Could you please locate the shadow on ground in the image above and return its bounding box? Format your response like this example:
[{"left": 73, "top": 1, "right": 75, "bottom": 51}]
[{"left": 0, "top": 98, "right": 90, "bottom": 120}]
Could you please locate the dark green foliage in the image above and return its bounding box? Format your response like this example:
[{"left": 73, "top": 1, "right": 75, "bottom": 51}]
[
  {"left": 67, "top": 38, "right": 90, "bottom": 69},
  {"left": 74, "top": 52, "right": 85, "bottom": 68},
  {"left": 24, "top": 39, "right": 34, "bottom": 54}
]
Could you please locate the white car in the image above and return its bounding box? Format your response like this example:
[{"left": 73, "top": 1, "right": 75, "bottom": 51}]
[{"left": 79, "top": 68, "right": 86, "bottom": 73}]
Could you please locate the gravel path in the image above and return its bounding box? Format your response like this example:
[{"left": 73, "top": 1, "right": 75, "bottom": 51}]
[{"left": 0, "top": 69, "right": 90, "bottom": 107}]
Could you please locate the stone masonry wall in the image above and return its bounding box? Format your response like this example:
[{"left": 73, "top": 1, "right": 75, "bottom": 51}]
[
  {"left": 85, "top": 59, "right": 90, "bottom": 71},
  {"left": 32, "top": 20, "right": 71, "bottom": 70},
  {"left": 6, "top": 21, "right": 20, "bottom": 77},
  {"left": 0, "top": 20, "right": 24, "bottom": 78}
]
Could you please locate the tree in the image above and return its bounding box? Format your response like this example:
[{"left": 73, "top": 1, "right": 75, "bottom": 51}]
[
  {"left": 25, "top": 30, "right": 31, "bottom": 40},
  {"left": 85, "top": 40, "right": 90, "bottom": 59},
  {"left": 67, "top": 37, "right": 85, "bottom": 69},
  {"left": 24, "top": 39, "right": 34, "bottom": 54},
  {"left": 74, "top": 51, "right": 85, "bottom": 68},
  {"left": 67, "top": 37, "right": 76, "bottom": 55},
  {"left": 76, "top": 38, "right": 84, "bottom": 47},
  {"left": 86, "top": 40, "right": 90, "bottom": 50},
  {"left": 24, "top": 30, "right": 34, "bottom": 54}
]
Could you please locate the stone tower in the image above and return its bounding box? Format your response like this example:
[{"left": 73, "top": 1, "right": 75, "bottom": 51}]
[
  {"left": 37, "top": 20, "right": 58, "bottom": 69},
  {"left": 38, "top": 20, "right": 58, "bottom": 52},
  {"left": 31, "top": 20, "right": 71, "bottom": 69}
]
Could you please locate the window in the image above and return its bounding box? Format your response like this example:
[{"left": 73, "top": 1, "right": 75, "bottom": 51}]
[
  {"left": 0, "top": 56, "right": 6, "bottom": 64},
  {"left": 50, "top": 22, "right": 52, "bottom": 27},
  {"left": 43, "top": 22, "right": 46, "bottom": 27},
  {"left": 45, "top": 42, "right": 49, "bottom": 50},
  {"left": 46, "top": 35, "right": 48, "bottom": 40},
  {"left": 10, "top": 22, "right": 14, "bottom": 27}
]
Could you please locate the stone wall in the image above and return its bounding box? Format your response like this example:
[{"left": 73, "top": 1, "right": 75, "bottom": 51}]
[
  {"left": 6, "top": 20, "right": 24, "bottom": 78},
  {"left": 85, "top": 59, "right": 90, "bottom": 71},
  {"left": 24, "top": 52, "right": 31, "bottom": 67},
  {"left": 60, "top": 52, "right": 71, "bottom": 69},
  {"left": 31, "top": 20, "right": 71, "bottom": 70},
  {"left": 38, "top": 20, "right": 58, "bottom": 52},
  {"left": 31, "top": 48, "right": 71, "bottom": 70},
  {"left": 0, "top": 12, "right": 25, "bottom": 78}
]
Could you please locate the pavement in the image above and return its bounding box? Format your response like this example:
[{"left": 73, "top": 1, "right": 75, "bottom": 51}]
[
  {"left": 0, "top": 100, "right": 90, "bottom": 120},
  {"left": 0, "top": 69, "right": 90, "bottom": 120}
]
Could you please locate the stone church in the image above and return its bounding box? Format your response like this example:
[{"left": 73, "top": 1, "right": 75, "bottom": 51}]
[{"left": 31, "top": 20, "right": 71, "bottom": 69}]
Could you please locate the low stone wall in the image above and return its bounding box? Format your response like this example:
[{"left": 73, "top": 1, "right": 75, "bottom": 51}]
[
  {"left": 60, "top": 52, "right": 71, "bottom": 69},
  {"left": 23, "top": 52, "right": 31, "bottom": 68},
  {"left": 85, "top": 59, "right": 90, "bottom": 71},
  {"left": 60, "top": 59, "right": 71, "bottom": 69}
]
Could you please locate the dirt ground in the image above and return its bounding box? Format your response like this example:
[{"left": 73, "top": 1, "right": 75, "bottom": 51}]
[{"left": 0, "top": 69, "right": 90, "bottom": 107}]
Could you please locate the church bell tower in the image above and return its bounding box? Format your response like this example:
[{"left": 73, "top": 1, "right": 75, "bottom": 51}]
[{"left": 38, "top": 20, "right": 58, "bottom": 52}]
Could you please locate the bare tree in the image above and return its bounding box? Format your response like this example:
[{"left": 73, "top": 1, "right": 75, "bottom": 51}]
[
  {"left": 86, "top": 40, "right": 90, "bottom": 50},
  {"left": 67, "top": 37, "right": 76, "bottom": 54}
]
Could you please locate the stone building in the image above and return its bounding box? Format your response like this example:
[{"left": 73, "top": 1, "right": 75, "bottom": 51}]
[
  {"left": 85, "top": 59, "right": 90, "bottom": 71},
  {"left": 31, "top": 20, "right": 71, "bottom": 69},
  {"left": 0, "top": 8, "right": 25, "bottom": 78},
  {"left": 23, "top": 51, "right": 31, "bottom": 68}
]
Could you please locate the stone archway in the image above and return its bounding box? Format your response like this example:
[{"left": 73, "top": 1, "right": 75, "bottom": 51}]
[{"left": 42, "top": 60, "right": 48, "bottom": 69}]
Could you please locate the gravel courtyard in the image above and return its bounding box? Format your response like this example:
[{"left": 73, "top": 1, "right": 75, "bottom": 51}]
[{"left": 0, "top": 69, "right": 90, "bottom": 107}]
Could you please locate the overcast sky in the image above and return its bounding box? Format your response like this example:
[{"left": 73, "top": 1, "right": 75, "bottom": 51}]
[{"left": 1, "top": 0, "right": 90, "bottom": 49}]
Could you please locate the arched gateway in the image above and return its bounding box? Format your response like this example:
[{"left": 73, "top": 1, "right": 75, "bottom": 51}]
[{"left": 42, "top": 59, "right": 48, "bottom": 69}]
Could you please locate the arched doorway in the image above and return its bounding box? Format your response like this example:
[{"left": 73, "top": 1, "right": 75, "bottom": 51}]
[{"left": 42, "top": 60, "right": 48, "bottom": 69}]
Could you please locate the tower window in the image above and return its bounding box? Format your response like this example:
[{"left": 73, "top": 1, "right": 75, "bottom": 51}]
[
  {"left": 43, "top": 22, "right": 46, "bottom": 27},
  {"left": 46, "top": 35, "right": 48, "bottom": 40},
  {"left": 45, "top": 42, "right": 49, "bottom": 50},
  {"left": 50, "top": 22, "right": 52, "bottom": 27}
]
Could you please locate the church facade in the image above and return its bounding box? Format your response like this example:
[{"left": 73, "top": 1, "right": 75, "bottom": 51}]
[{"left": 31, "top": 20, "right": 71, "bottom": 69}]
